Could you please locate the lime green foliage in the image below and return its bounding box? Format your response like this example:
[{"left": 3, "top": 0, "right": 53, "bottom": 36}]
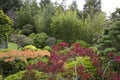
[
  {"left": 5, "top": 70, "right": 48, "bottom": 80},
  {"left": 43, "top": 46, "right": 52, "bottom": 51},
  {"left": 29, "top": 57, "right": 49, "bottom": 64},
  {"left": 90, "top": 46, "right": 98, "bottom": 52},
  {"left": 0, "top": 75, "right": 2, "bottom": 80},
  {"left": 59, "top": 48, "right": 70, "bottom": 55},
  {"left": 76, "top": 40, "right": 90, "bottom": 47},
  {"left": 34, "top": 70, "right": 48, "bottom": 80},
  {"left": 8, "top": 42, "right": 18, "bottom": 50},
  {"left": 0, "top": 10, "right": 13, "bottom": 25},
  {"left": 56, "top": 39, "right": 64, "bottom": 44},
  {"left": 5, "top": 71, "right": 26, "bottom": 80},
  {"left": 64, "top": 57, "right": 95, "bottom": 74},
  {"left": 0, "top": 10, "right": 13, "bottom": 42},
  {"left": 22, "top": 45, "right": 37, "bottom": 51}
]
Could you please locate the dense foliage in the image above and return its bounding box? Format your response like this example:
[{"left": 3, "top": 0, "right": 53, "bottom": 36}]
[
  {"left": 20, "top": 42, "right": 120, "bottom": 80},
  {"left": 0, "top": 10, "right": 13, "bottom": 42},
  {"left": 50, "top": 9, "right": 81, "bottom": 43},
  {"left": 97, "top": 19, "right": 120, "bottom": 55},
  {"left": 0, "top": 49, "right": 50, "bottom": 77},
  {"left": 0, "top": 0, "right": 120, "bottom": 80}
]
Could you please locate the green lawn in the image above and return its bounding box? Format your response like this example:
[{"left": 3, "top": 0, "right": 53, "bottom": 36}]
[{"left": 8, "top": 42, "right": 18, "bottom": 50}]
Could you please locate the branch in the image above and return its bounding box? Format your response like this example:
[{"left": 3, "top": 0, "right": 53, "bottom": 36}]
[{"left": 102, "top": 60, "right": 115, "bottom": 80}]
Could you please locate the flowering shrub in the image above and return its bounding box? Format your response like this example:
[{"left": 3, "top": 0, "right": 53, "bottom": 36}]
[
  {"left": 1, "top": 42, "right": 120, "bottom": 80},
  {"left": 23, "top": 42, "right": 120, "bottom": 80}
]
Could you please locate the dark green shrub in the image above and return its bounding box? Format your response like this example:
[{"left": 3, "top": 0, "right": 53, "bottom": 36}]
[
  {"left": 22, "top": 24, "right": 34, "bottom": 36},
  {"left": 0, "top": 60, "right": 20, "bottom": 78},
  {"left": 33, "top": 32, "right": 48, "bottom": 48},
  {"left": 97, "top": 20, "right": 120, "bottom": 55}
]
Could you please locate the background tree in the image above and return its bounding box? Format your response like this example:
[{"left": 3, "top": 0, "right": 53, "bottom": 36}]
[
  {"left": 0, "top": 0, "right": 22, "bottom": 29},
  {"left": 0, "top": 0, "right": 22, "bottom": 13},
  {"left": 34, "top": 1, "right": 54, "bottom": 33},
  {"left": 16, "top": 0, "right": 38, "bottom": 33},
  {"left": 111, "top": 8, "right": 120, "bottom": 19},
  {"left": 49, "top": 8, "right": 93, "bottom": 44},
  {"left": 83, "top": 0, "right": 101, "bottom": 19},
  {"left": 39, "top": 0, "right": 51, "bottom": 8},
  {"left": 69, "top": 0, "right": 78, "bottom": 11}
]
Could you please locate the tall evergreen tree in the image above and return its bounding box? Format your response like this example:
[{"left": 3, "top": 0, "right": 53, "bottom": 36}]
[
  {"left": 69, "top": 0, "right": 78, "bottom": 11},
  {"left": 111, "top": 8, "right": 120, "bottom": 19},
  {"left": 39, "top": 0, "right": 51, "bottom": 8},
  {"left": 0, "top": 0, "right": 22, "bottom": 13},
  {"left": 83, "top": 0, "right": 101, "bottom": 19}
]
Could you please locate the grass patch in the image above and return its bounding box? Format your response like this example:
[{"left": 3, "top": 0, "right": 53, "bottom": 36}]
[
  {"left": 8, "top": 42, "right": 18, "bottom": 50},
  {"left": 0, "top": 42, "right": 18, "bottom": 52}
]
